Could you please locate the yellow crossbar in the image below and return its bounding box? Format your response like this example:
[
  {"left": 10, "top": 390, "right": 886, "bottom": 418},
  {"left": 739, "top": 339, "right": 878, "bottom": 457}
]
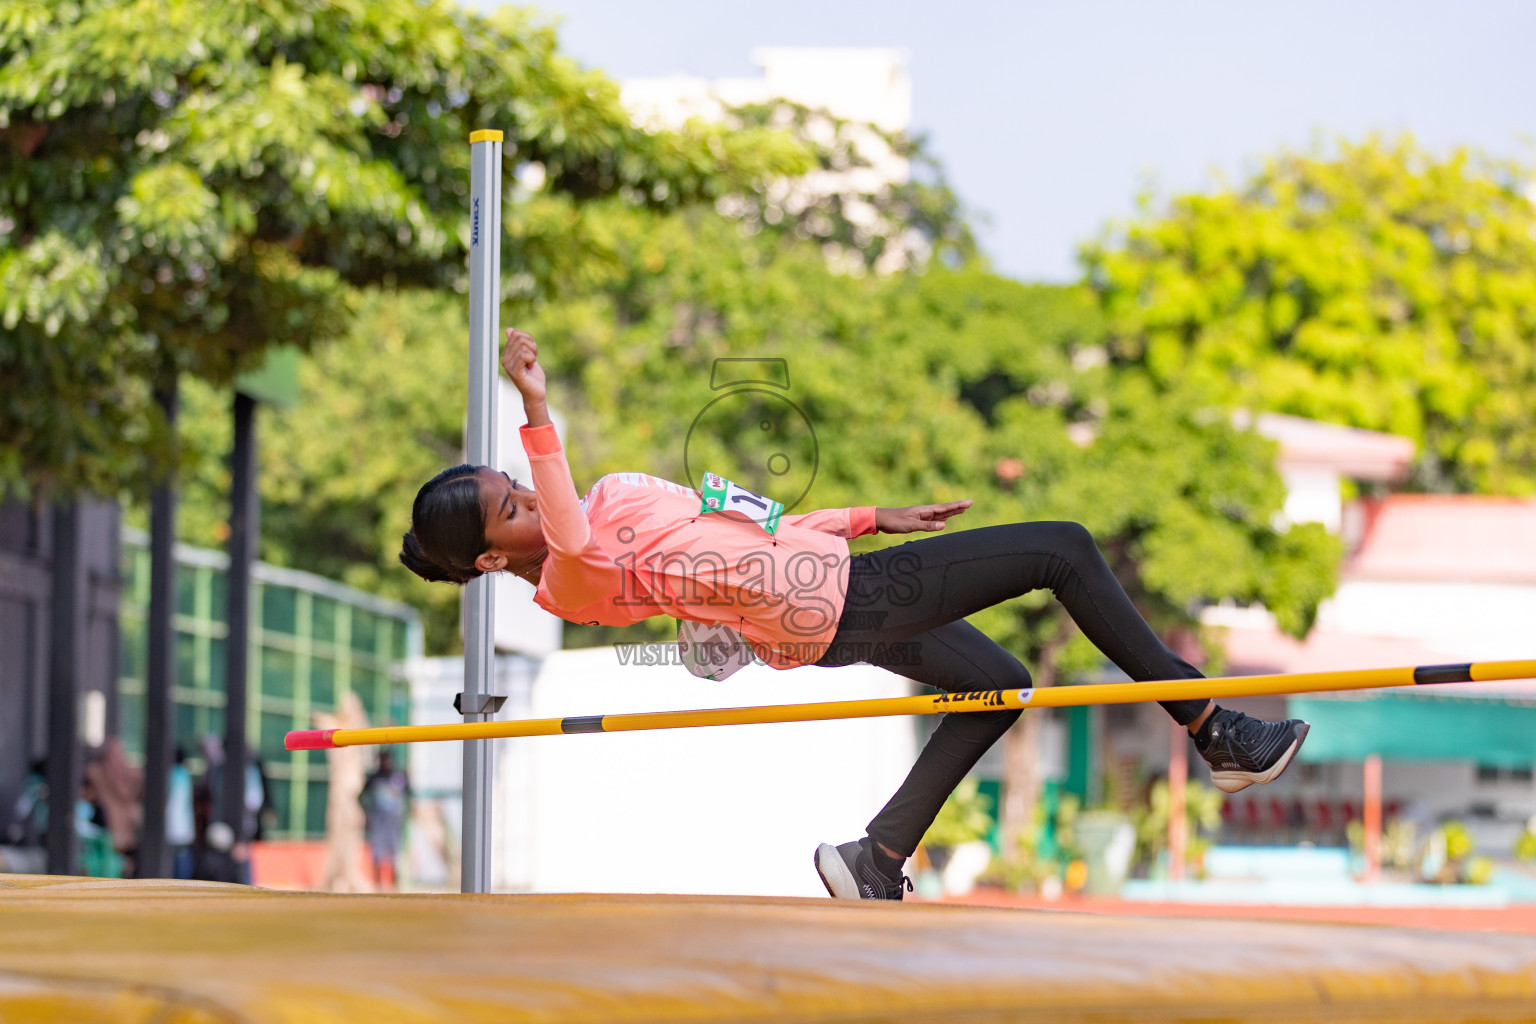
[{"left": 286, "top": 658, "right": 1536, "bottom": 750}]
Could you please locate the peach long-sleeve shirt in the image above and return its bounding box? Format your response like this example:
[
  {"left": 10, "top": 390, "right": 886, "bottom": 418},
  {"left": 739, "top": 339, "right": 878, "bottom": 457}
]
[{"left": 521, "top": 422, "right": 878, "bottom": 668}]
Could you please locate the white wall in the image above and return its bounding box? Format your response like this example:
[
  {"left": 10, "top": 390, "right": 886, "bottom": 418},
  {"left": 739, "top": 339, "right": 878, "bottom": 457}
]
[
  {"left": 408, "top": 648, "right": 922, "bottom": 896},
  {"left": 1278, "top": 463, "right": 1343, "bottom": 533},
  {"left": 1321, "top": 581, "right": 1536, "bottom": 662},
  {"left": 1202, "top": 578, "right": 1536, "bottom": 664},
  {"left": 504, "top": 647, "right": 919, "bottom": 897}
]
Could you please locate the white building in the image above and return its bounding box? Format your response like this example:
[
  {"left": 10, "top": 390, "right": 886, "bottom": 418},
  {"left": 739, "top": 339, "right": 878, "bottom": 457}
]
[
  {"left": 1231, "top": 411, "right": 1415, "bottom": 535},
  {"left": 624, "top": 48, "right": 925, "bottom": 274},
  {"left": 622, "top": 46, "right": 911, "bottom": 170}
]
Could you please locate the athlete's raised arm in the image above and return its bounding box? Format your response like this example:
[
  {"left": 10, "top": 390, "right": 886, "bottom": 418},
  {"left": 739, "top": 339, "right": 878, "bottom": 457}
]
[{"left": 503, "top": 329, "right": 589, "bottom": 559}]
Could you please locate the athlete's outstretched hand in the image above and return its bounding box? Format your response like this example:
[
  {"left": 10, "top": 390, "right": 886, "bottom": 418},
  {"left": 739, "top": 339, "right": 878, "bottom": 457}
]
[
  {"left": 874, "top": 500, "right": 972, "bottom": 534},
  {"left": 501, "top": 328, "right": 545, "bottom": 405}
]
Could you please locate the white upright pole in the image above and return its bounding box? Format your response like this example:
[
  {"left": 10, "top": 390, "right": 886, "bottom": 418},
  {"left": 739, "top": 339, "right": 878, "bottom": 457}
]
[{"left": 462, "top": 128, "right": 503, "bottom": 893}]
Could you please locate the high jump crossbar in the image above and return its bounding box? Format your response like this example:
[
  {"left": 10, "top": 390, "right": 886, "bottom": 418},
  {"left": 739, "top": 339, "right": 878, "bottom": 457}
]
[{"left": 288, "top": 659, "right": 1536, "bottom": 751}]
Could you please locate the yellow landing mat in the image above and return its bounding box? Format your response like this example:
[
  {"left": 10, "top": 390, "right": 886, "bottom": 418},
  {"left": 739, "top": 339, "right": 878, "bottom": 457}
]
[{"left": 3, "top": 874, "right": 1536, "bottom": 1023}]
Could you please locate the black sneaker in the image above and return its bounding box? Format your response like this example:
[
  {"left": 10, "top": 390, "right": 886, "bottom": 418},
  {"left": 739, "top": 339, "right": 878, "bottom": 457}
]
[
  {"left": 1195, "top": 709, "right": 1310, "bottom": 793},
  {"left": 814, "top": 837, "right": 913, "bottom": 901}
]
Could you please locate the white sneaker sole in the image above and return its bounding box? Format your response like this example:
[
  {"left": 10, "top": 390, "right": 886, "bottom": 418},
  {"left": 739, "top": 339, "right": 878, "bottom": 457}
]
[
  {"left": 814, "top": 843, "right": 860, "bottom": 899},
  {"left": 1208, "top": 723, "right": 1310, "bottom": 794}
]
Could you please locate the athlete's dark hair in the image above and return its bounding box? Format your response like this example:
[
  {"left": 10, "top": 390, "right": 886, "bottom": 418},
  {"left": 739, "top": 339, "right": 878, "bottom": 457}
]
[{"left": 399, "top": 464, "right": 486, "bottom": 585}]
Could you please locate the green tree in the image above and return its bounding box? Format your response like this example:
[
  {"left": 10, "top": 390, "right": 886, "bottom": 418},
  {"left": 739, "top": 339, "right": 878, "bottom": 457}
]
[
  {"left": 1082, "top": 136, "right": 1536, "bottom": 495},
  {"left": 170, "top": 289, "right": 470, "bottom": 651},
  {"left": 0, "top": 0, "right": 807, "bottom": 496}
]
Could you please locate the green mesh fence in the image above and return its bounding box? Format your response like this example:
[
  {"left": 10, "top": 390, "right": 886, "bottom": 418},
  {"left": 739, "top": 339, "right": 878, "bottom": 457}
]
[{"left": 118, "top": 528, "right": 422, "bottom": 839}]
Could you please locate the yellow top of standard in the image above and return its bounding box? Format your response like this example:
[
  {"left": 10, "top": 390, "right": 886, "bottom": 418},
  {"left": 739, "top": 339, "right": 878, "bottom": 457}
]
[{"left": 469, "top": 129, "right": 503, "bottom": 143}]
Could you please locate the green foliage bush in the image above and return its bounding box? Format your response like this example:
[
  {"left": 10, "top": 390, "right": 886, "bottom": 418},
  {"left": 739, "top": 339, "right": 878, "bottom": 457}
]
[
  {"left": 980, "top": 789, "right": 1081, "bottom": 894},
  {"left": 1132, "top": 778, "right": 1224, "bottom": 879},
  {"left": 922, "top": 776, "right": 994, "bottom": 851},
  {"left": 1513, "top": 822, "right": 1536, "bottom": 863}
]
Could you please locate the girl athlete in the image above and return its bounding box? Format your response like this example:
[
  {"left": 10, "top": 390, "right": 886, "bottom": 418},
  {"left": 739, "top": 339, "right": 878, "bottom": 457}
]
[{"left": 401, "top": 330, "right": 1310, "bottom": 901}]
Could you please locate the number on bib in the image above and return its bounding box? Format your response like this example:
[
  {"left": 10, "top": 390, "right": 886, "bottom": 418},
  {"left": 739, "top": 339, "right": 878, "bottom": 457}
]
[{"left": 699, "top": 471, "right": 785, "bottom": 535}]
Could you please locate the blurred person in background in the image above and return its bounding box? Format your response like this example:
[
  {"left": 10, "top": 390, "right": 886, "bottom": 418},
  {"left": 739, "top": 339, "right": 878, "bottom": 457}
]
[
  {"left": 360, "top": 749, "right": 411, "bottom": 891},
  {"left": 7, "top": 758, "right": 48, "bottom": 850},
  {"left": 83, "top": 738, "right": 141, "bottom": 876},
  {"left": 193, "top": 819, "right": 243, "bottom": 884},
  {"left": 199, "top": 733, "right": 269, "bottom": 884},
  {"left": 1, "top": 759, "right": 124, "bottom": 876},
  {"left": 318, "top": 694, "right": 372, "bottom": 892},
  {"left": 239, "top": 754, "right": 272, "bottom": 884},
  {"left": 167, "top": 746, "right": 196, "bottom": 879},
  {"left": 76, "top": 770, "right": 121, "bottom": 878}
]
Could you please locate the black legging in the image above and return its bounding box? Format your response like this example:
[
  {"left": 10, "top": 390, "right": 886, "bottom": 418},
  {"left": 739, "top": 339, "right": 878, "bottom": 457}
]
[{"left": 813, "top": 521, "right": 1210, "bottom": 858}]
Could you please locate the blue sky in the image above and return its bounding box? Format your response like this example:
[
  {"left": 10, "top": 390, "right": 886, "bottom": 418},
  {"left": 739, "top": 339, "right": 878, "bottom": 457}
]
[{"left": 483, "top": 1, "right": 1536, "bottom": 282}]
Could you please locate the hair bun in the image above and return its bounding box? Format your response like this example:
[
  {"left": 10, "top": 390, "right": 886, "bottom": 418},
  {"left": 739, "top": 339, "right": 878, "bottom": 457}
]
[{"left": 399, "top": 530, "right": 474, "bottom": 585}]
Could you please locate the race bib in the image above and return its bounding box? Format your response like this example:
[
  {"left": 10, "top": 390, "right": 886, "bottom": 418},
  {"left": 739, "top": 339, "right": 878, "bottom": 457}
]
[
  {"left": 699, "top": 471, "right": 784, "bottom": 535},
  {"left": 677, "top": 618, "right": 755, "bottom": 681}
]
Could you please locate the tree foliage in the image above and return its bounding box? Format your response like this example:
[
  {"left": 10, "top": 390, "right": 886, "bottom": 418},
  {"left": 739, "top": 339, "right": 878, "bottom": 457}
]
[
  {"left": 1082, "top": 137, "right": 1536, "bottom": 495},
  {"left": 0, "top": 0, "right": 808, "bottom": 495},
  {"left": 170, "top": 289, "right": 469, "bottom": 651}
]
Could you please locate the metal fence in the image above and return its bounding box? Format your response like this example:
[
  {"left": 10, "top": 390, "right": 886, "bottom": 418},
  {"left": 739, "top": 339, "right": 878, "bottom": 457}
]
[{"left": 117, "top": 527, "right": 422, "bottom": 839}]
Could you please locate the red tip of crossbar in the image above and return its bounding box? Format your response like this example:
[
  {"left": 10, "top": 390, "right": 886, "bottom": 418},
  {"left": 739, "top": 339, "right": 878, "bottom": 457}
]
[{"left": 285, "top": 729, "right": 338, "bottom": 751}]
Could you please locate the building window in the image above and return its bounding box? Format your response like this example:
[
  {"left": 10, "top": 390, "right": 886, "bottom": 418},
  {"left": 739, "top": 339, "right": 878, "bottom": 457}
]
[
  {"left": 1476, "top": 764, "right": 1534, "bottom": 785},
  {"left": 117, "top": 529, "right": 422, "bottom": 840}
]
